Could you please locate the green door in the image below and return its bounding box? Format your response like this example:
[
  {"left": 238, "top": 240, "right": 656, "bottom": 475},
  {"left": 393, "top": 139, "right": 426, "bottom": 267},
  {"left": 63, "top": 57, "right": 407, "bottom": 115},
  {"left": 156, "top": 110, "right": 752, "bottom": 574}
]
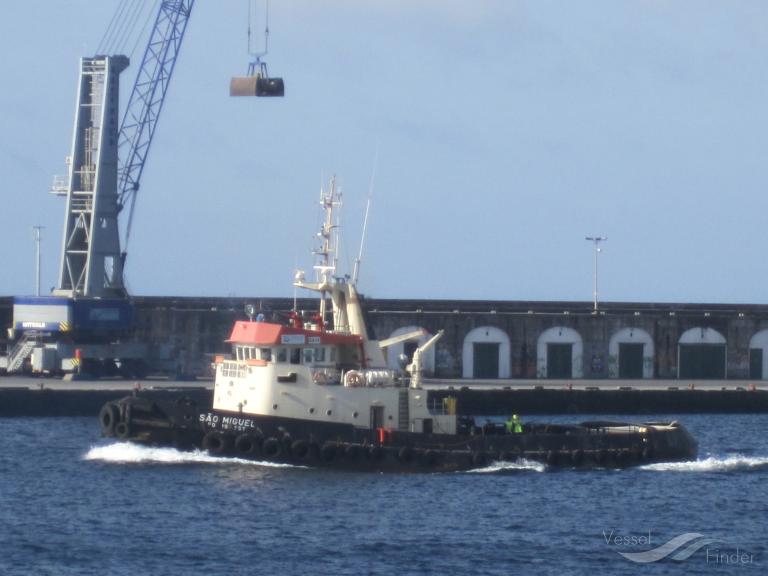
[
  {"left": 619, "top": 343, "right": 644, "bottom": 379},
  {"left": 473, "top": 342, "right": 500, "bottom": 379},
  {"left": 547, "top": 343, "right": 572, "bottom": 379},
  {"left": 679, "top": 344, "right": 726, "bottom": 379},
  {"left": 750, "top": 348, "right": 763, "bottom": 379}
]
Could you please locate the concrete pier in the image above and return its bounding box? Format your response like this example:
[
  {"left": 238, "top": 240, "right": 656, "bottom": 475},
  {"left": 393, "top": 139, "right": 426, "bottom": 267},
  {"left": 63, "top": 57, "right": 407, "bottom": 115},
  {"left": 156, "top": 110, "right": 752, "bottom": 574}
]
[
  {"left": 1, "top": 376, "right": 765, "bottom": 417},
  {"left": 5, "top": 295, "right": 768, "bottom": 416}
]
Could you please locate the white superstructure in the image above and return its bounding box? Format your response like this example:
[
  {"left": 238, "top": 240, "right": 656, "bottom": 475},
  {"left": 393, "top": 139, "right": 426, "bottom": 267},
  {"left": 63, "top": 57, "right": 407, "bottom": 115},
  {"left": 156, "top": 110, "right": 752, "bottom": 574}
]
[{"left": 212, "top": 178, "right": 456, "bottom": 434}]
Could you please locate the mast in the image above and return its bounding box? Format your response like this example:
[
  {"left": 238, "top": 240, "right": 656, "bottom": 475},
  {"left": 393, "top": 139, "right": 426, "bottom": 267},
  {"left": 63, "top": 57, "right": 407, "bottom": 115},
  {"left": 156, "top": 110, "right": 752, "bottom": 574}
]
[
  {"left": 293, "top": 176, "right": 385, "bottom": 366},
  {"left": 299, "top": 176, "right": 342, "bottom": 329}
]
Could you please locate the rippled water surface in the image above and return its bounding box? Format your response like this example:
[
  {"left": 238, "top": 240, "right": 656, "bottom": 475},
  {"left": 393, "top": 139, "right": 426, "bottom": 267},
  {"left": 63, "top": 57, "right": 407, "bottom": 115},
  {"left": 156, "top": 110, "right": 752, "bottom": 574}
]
[{"left": 0, "top": 414, "right": 766, "bottom": 575}]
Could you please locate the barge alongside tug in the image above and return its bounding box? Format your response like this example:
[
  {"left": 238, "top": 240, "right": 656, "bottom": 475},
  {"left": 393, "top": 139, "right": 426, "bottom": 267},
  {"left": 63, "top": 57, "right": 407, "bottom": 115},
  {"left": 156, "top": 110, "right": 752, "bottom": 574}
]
[{"left": 99, "top": 182, "right": 698, "bottom": 471}]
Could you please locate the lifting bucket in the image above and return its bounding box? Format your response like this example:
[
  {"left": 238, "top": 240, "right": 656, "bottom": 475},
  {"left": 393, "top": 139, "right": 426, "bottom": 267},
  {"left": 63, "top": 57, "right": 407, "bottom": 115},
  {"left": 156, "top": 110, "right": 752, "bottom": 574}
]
[
  {"left": 230, "top": 76, "right": 285, "bottom": 97},
  {"left": 256, "top": 77, "right": 284, "bottom": 97}
]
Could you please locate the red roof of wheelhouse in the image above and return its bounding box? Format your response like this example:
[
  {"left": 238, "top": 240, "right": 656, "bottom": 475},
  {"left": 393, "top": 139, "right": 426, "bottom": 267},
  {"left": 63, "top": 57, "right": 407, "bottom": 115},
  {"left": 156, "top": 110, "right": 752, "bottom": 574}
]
[{"left": 227, "top": 321, "right": 363, "bottom": 346}]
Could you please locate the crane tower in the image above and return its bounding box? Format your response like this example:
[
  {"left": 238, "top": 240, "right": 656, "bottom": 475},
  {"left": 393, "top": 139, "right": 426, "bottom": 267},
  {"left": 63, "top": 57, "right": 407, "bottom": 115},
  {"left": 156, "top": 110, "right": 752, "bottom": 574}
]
[{"left": 54, "top": 55, "right": 129, "bottom": 298}]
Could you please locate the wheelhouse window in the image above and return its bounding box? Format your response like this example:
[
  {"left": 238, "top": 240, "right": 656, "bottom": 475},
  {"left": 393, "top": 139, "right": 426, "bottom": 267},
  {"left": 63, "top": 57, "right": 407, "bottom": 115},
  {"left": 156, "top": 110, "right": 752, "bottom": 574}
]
[
  {"left": 303, "top": 348, "right": 314, "bottom": 364},
  {"left": 276, "top": 348, "right": 287, "bottom": 363},
  {"left": 260, "top": 348, "right": 272, "bottom": 362},
  {"left": 314, "top": 347, "right": 326, "bottom": 363},
  {"left": 290, "top": 348, "right": 301, "bottom": 365}
]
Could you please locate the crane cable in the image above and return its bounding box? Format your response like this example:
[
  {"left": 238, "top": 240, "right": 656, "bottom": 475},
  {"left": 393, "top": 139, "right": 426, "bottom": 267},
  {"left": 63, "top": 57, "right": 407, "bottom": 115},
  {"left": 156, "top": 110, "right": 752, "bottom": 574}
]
[
  {"left": 97, "top": 0, "right": 154, "bottom": 56},
  {"left": 129, "top": 0, "right": 160, "bottom": 59},
  {"left": 248, "top": 0, "right": 270, "bottom": 58},
  {"left": 112, "top": 0, "right": 147, "bottom": 55},
  {"left": 97, "top": 0, "right": 130, "bottom": 54}
]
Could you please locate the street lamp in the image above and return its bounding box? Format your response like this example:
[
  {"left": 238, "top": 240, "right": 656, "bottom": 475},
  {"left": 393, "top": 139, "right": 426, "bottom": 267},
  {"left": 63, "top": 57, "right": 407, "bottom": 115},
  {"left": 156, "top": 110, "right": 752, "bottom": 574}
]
[
  {"left": 585, "top": 236, "right": 607, "bottom": 311},
  {"left": 32, "top": 226, "right": 44, "bottom": 297}
]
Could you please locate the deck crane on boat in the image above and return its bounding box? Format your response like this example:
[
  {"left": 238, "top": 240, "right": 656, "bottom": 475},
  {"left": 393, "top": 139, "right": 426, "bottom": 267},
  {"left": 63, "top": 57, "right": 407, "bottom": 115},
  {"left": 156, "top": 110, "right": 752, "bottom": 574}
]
[{"left": 2, "top": 0, "right": 282, "bottom": 376}]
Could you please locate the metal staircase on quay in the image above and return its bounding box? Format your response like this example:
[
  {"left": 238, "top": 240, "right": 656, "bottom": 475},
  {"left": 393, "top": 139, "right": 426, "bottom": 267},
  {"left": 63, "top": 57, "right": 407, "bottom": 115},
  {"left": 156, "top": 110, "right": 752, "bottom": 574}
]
[{"left": 6, "top": 334, "right": 37, "bottom": 373}]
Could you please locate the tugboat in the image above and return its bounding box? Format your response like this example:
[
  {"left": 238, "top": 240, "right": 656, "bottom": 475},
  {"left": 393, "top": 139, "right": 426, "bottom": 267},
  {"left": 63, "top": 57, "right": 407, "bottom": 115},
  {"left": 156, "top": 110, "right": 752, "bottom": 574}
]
[{"left": 99, "top": 179, "right": 698, "bottom": 471}]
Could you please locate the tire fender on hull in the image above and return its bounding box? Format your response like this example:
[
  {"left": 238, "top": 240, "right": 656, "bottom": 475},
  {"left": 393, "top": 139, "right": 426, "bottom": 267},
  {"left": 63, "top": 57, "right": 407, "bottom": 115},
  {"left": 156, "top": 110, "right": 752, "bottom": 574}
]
[
  {"left": 115, "top": 420, "right": 131, "bottom": 440},
  {"left": 203, "top": 431, "right": 231, "bottom": 455},
  {"left": 321, "top": 442, "right": 337, "bottom": 462},
  {"left": 235, "top": 434, "right": 262, "bottom": 456},
  {"left": 290, "top": 439, "right": 310, "bottom": 459},
  {"left": 99, "top": 403, "right": 119, "bottom": 436},
  {"left": 262, "top": 437, "right": 282, "bottom": 458}
]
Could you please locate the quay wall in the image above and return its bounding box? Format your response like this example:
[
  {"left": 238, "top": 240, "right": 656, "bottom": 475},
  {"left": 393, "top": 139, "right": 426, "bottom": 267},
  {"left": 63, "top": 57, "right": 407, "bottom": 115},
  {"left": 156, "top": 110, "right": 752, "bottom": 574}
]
[{"left": 4, "top": 296, "right": 768, "bottom": 381}]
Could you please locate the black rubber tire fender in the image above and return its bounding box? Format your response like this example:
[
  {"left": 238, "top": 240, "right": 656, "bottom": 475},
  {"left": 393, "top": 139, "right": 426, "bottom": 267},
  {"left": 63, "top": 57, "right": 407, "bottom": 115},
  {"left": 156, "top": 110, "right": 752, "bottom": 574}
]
[
  {"left": 344, "top": 444, "right": 361, "bottom": 461},
  {"left": 262, "top": 437, "right": 281, "bottom": 458},
  {"left": 235, "top": 434, "right": 260, "bottom": 455},
  {"left": 291, "top": 439, "right": 309, "bottom": 458},
  {"left": 114, "top": 420, "right": 131, "bottom": 440},
  {"left": 420, "top": 449, "right": 438, "bottom": 467},
  {"left": 368, "top": 445, "right": 384, "bottom": 461},
  {"left": 398, "top": 446, "right": 414, "bottom": 464},
  {"left": 99, "top": 403, "right": 119, "bottom": 436},
  {"left": 321, "top": 442, "right": 337, "bottom": 462},
  {"left": 202, "top": 431, "right": 229, "bottom": 454},
  {"left": 471, "top": 451, "right": 486, "bottom": 467}
]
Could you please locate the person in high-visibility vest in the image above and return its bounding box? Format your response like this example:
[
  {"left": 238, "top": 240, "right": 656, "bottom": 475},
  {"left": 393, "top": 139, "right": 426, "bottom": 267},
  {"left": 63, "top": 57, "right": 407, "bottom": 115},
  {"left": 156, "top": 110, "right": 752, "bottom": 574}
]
[{"left": 506, "top": 414, "right": 523, "bottom": 433}]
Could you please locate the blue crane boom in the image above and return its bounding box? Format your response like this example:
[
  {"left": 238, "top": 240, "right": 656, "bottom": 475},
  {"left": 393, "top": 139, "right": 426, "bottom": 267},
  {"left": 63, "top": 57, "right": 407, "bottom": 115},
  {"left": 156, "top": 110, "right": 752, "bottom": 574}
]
[{"left": 117, "top": 0, "right": 196, "bottom": 258}]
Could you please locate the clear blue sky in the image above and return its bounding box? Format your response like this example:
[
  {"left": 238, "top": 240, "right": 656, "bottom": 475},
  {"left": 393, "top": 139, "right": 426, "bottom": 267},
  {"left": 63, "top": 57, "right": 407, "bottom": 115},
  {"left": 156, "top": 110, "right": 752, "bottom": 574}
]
[{"left": 1, "top": 1, "right": 768, "bottom": 303}]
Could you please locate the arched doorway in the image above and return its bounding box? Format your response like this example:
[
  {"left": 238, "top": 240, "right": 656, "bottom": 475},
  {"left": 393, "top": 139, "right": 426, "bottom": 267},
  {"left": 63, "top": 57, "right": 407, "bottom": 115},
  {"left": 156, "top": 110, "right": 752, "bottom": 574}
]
[
  {"left": 462, "top": 326, "right": 511, "bottom": 379},
  {"left": 537, "top": 327, "right": 583, "bottom": 379},
  {"left": 608, "top": 327, "right": 654, "bottom": 379},
  {"left": 748, "top": 330, "right": 768, "bottom": 379},
  {"left": 678, "top": 327, "right": 726, "bottom": 379}
]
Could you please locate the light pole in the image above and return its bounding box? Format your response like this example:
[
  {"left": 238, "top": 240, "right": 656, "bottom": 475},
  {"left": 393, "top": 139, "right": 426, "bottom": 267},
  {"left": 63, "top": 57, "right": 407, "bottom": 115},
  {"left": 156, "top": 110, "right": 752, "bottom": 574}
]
[
  {"left": 32, "top": 226, "right": 44, "bottom": 297},
  {"left": 585, "top": 236, "right": 607, "bottom": 311}
]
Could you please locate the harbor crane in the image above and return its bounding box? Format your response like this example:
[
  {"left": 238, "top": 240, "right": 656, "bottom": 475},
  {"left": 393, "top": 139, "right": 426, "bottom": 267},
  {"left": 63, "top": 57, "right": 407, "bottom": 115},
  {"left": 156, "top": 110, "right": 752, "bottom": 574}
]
[{"left": 3, "top": 0, "right": 282, "bottom": 376}]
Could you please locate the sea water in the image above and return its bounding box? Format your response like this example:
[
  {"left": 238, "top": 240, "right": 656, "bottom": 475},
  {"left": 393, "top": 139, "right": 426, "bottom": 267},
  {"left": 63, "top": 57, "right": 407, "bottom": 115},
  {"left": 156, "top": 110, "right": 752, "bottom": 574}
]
[{"left": 0, "top": 414, "right": 765, "bottom": 575}]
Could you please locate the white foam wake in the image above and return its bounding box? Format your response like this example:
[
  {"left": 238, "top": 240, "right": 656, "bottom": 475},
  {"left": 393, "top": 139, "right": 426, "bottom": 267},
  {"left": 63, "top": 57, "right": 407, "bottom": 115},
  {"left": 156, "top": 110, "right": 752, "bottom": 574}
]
[
  {"left": 639, "top": 455, "right": 768, "bottom": 473},
  {"left": 467, "top": 458, "right": 547, "bottom": 474},
  {"left": 83, "top": 442, "right": 302, "bottom": 468}
]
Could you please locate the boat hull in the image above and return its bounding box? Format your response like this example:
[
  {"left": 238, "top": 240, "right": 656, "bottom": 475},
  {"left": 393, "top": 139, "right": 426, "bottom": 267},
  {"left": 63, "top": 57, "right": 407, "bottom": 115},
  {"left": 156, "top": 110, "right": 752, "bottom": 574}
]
[{"left": 99, "top": 395, "right": 698, "bottom": 472}]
